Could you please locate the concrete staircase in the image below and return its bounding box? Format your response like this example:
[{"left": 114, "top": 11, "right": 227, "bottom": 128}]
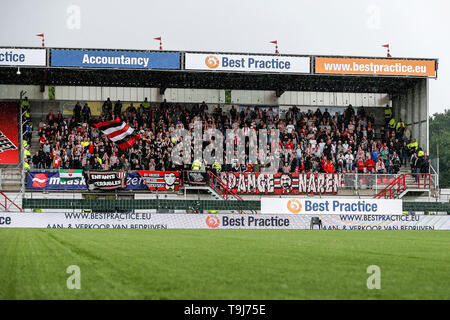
[
  {"left": 0, "top": 166, "right": 22, "bottom": 192},
  {"left": 184, "top": 185, "right": 242, "bottom": 213},
  {"left": 29, "top": 118, "right": 43, "bottom": 155}
]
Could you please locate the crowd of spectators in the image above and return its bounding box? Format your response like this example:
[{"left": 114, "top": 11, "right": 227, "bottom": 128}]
[{"left": 28, "top": 98, "right": 430, "bottom": 178}]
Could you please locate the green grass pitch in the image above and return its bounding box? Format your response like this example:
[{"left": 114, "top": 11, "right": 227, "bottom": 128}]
[{"left": 0, "top": 229, "right": 448, "bottom": 299}]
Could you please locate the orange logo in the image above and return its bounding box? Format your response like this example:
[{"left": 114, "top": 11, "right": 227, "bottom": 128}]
[
  {"left": 205, "top": 55, "right": 220, "bottom": 69},
  {"left": 206, "top": 215, "right": 220, "bottom": 228},
  {"left": 287, "top": 199, "right": 302, "bottom": 213}
]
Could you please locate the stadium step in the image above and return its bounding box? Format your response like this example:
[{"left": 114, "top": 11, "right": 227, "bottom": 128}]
[{"left": 0, "top": 168, "right": 22, "bottom": 192}]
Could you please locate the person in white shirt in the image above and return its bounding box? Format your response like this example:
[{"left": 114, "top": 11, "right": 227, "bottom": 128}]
[
  {"left": 286, "top": 121, "right": 295, "bottom": 134},
  {"left": 318, "top": 138, "right": 326, "bottom": 155},
  {"left": 309, "top": 138, "right": 317, "bottom": 150},
  {"left": 348, "top": 121, "right": 355, "bottom": 134},
  {"left": 342, "top": 142, "right": 349, "bottom": 153},
  {"left": 295, "top": 145, "right": 302, "bottom": 167},
  {"left": 344, "top": 151, "right": 354, "bottom": 172},
  {"left": 337, "top": 151, "right": 345, "bottom": 172}
]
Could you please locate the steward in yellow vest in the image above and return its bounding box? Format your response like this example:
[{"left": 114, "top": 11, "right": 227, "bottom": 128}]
[
  {"left": 21, "top": 97, "right": 30, "bottom": 110},
  {"left": 141, "top": 98, "right": 150, "bottom": 109},
  {"left": 191, "top": 159, "right": 202, "bottom": 171},
  {"left": 384, "top": 105, "right": 392, "bottom": 121},
  {"left": 212, "top": 161, "right": 222, "bottom": 173},
  {"left": 388, "top": 118, "right": 396, "bottom": 129},
  {"left": 407, "top": 139, "right": 419, "bottom": 151}
]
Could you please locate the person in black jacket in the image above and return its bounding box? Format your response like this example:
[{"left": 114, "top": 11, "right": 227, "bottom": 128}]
[
  {"left": 32, "top": 152, "right": 41, "bottom": 169},
  {"left": 102, "top": 98, "right": 113, "bottom": 120},
  {"left": 73, "top": 102, "right": 82, "bottom": 123},
  {"left": 401, "top": 141, "right": 409, "bottom": 166},
  {"left": 421, "top": 152, "right": 430, "bottom": 174},
  {"left": 82, "top": 103, "right": 91, "bottom": 123},
  {"left": 114, "top": 100, "right": 122, "bottom": 118}
]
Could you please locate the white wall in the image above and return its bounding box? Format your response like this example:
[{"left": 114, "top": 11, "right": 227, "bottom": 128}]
[{"left": 0, "top": 84, "right": 390, "bottom": 107}]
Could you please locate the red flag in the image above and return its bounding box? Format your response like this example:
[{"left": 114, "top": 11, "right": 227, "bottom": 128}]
[
  {"left": 270, "top": 40, "right": 278, "bottom": 44},
  {"left": 382, "top": 44, "right": 389, "bottom": 48},
  {"left": 93, "top": 117, "right": 140, "bottom": 150},
  {"left": 36, "top": 33, "right": 44, "bottom": 37},
  {"left": 154, "top": 37, "right": 161, "bottom": 41}
]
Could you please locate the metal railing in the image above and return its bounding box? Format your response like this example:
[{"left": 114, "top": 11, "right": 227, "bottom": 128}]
[
  {"left": 0, "top": 191, "right": 23, "bottom": 212},
  {"left": 207, "top": 171, "right": 257, "bottom": 214},
  {"left": 374, "top": 173, "right": 433, "bottom": 199},
  {"left": 24, "top": 169, "right": 438, "bottom": 197}
]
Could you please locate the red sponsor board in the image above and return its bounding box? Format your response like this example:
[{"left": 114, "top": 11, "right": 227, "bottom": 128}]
[
  {"left": 218, "top": 172, "right": 343, "bottom": 195},
  {"left": 0, "top": 102, "right": 19, "bottom": 164},
  {"left": 137, "top": 171, "right": 180, "bottom": 191}
]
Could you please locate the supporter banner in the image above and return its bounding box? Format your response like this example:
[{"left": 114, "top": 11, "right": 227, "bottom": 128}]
[
  {"left": 186, "top": 171, "right": 208, "bottom": 185},
  {"left": 51, "top": 49, "right": 180, "bottom": 69},
  {"left": 27, "top": 172, "right": 146, "bottom": 190},
  {"left": 1, "top": 213, "right": 449, "bottom": 230},
  {"left": 261, "top": 198, "right": 402, "bottom": 215},
  {"left": 185, "top": 53, "right": 310, "bottom": 73},
  {"left": 0, "top": 48, "right": 46, "bottom": 66},
  {"left": 59, "top": 169, "right": 83, "bottom": 179},
  {"left": 137, "top": 171, "right": 180, "bottom": 191},
  {"left": 219, "top": 172, "right": 342, "bottom": 195},
  {"left": 0, "top": 102, "right": 19, "bottom": 164},
  {"left": 315, "top": 57, "right": 437, "bottom": 77},
  {"left": 84, "top": 170, "right": 127, "bottom": 190}
]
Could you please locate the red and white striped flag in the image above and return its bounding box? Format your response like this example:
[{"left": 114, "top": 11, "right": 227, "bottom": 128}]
[{"left": 92, "top": 118, "right": 140, "bottom": 150}]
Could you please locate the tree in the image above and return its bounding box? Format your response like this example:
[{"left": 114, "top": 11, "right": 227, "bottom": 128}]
[{"left": 429, "top": 109, "right": 450, "bottom": 188}]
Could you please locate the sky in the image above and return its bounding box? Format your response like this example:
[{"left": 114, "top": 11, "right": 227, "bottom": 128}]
[{"left": 0, "top": 0, "right": 448, "bottom": 114}]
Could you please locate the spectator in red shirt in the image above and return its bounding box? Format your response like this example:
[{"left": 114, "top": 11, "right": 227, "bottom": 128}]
[
  {"left": 324, "top": 162, "right": 335, "bottom": 173},
  {"left": 285, "top": 139, "right": 294, "bottom": 150},
  {"left": 365, "top": 158, "right": 375, "bottom": 173},
  {"left": 357, "top": 157, "right": 366, "bottom": 173}
]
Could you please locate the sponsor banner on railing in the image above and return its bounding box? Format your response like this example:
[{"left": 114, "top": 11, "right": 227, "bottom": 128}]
[
  {"left": 315, "top": 57, "right": 437, "bottom": 77},
  {"left": 0, "top": 48, "right": 46, "bottom": 66},
  {"left": 50, "top": 49, "right": 180, "bottom": 69},
  {"left": 0, "top": 102, "right": 19, "bottom": 164},
  {"left": 1, "top": 213, "right": 449, "bottom": 230},
  {"left": 27, "top": 171, "right": 147, "bottom": 190},
  {"left": 261, "top": 198, "right": 402, "bottom": 215},
  {"left": 84, "top": 170, "right": 127, "bottom": 190},
  {"left": 185, "top": 53, "right": 310, "bottom": 73},
  {"left": 137, "top": 171, "right": 180, "bottom": 191},
  {"left": 218, "top": 172, "right": 342, "bottom": 195},
  {"left": 186, "top": 171, "right": 208, "bottom": 185}
]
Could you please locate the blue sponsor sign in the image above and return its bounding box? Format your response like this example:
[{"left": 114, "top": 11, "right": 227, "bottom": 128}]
[
  {"left": 27, "top": 172, "right": 147, "bottom": 190},
  {"left": 51, "top": 49, "right": 180, "bottom": 69}
]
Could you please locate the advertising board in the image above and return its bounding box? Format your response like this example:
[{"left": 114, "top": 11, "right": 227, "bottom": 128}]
[
  {"left": 0, "top": 48, "right": 46, "bottom": 66},
  {"left": 1, "top": 213, "right": 448, "bottom": 230},
  {"left": 315, "top": 57, "right": 437, "bottom": 77},
  {"left": 51, "top": 49, "right": 180, "bottom": 69},
  {"left": 185, "top": 53, "right": 310, "bottom": 73}
]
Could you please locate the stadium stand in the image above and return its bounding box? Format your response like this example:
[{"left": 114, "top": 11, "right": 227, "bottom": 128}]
[{"left": 29, "top": 98, "right": 431, "bottom": 178}]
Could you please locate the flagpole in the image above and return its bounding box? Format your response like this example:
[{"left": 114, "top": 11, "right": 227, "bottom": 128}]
[
  {"left": 36, "top": 34, "right": 45, "bottom": 47},
  {"left": 270, "top": 40, "right": 279, "bottom": 54},
  {"left": 154, "top": 37, "right": 162, "bottom": 50},
  {"left": 382, "top": 44, "right": 391, "bottom": 57}
]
